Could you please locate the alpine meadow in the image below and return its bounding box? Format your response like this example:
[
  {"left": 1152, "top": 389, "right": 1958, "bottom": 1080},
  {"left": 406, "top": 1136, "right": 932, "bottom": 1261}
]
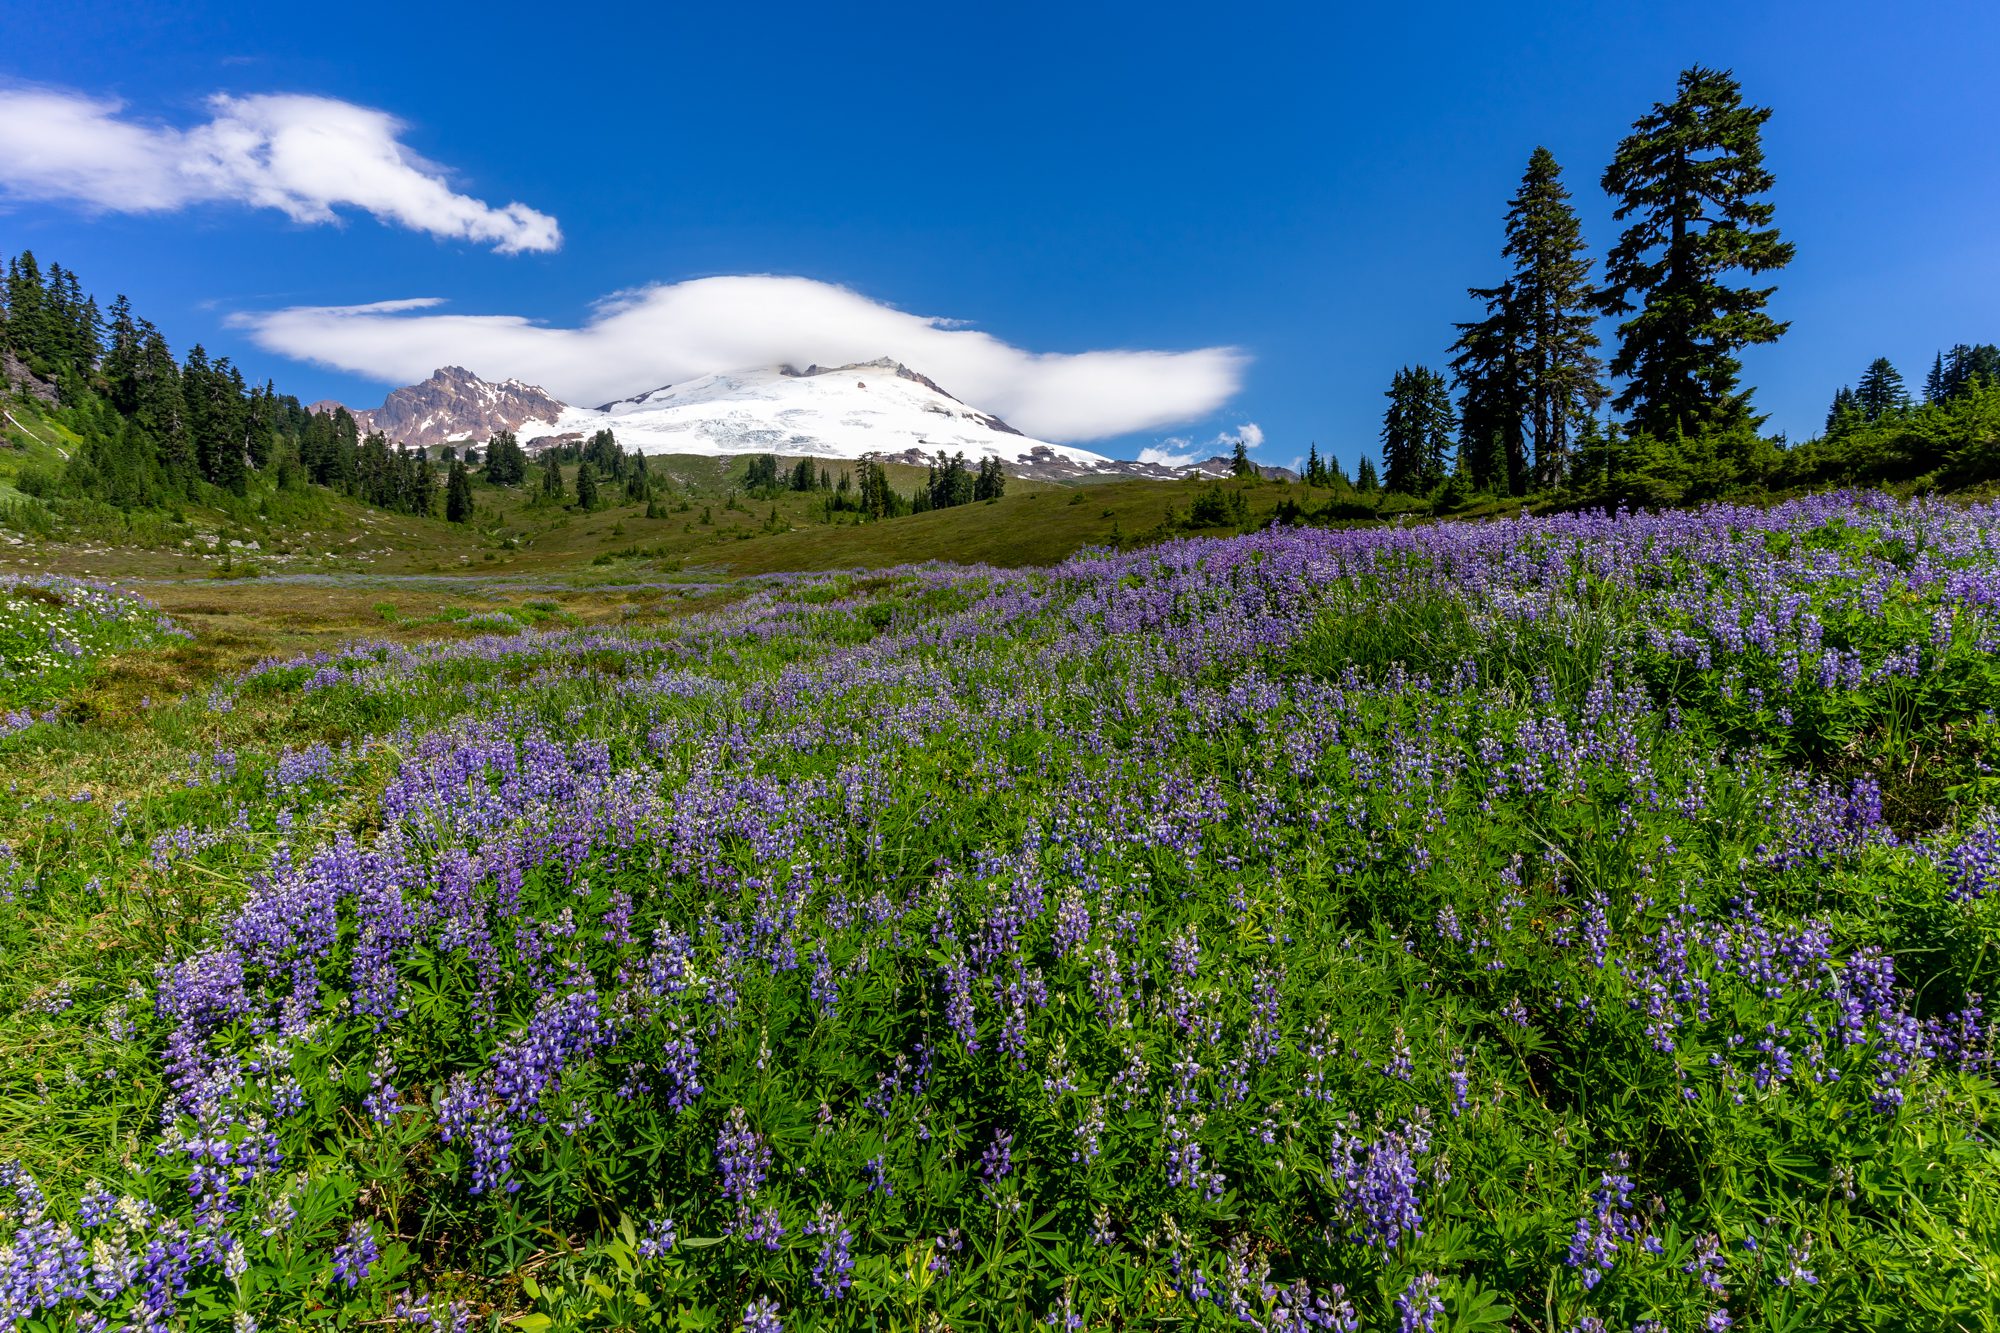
[{"left": 2, "top": 17, "right": 2000, "bottom": 1333}]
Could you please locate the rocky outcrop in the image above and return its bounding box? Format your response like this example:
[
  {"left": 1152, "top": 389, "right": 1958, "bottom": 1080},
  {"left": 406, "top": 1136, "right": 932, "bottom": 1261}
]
[{"left": 1, "top": 350, "right": 58, "bottom": 407}]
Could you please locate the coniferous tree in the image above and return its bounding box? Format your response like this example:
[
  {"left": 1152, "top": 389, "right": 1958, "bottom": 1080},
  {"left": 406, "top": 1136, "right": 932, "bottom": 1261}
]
[
  {"left": 1854, "top": 358, "right": 1907, "bottom": 422},
  {"left": 540, "top": 452, "right": 565, "bottom": 502},
  {"left": 1355, "top": 457, "right": 1380, "bottom": 493},
  {"left": 575, "top": 461, "right": 599, "bottom": 510},
  {"left": 1600, "top": 66, "right": 1793, "bottom": 439},
  {"left": 745, "top": 453, "right": 781, "bottom": 493},
  {"left": 484, "top": 431, "right": 528, "bottom": 485},
  {"left": 445, "top": 459, "right": 475, "bottom": 522},
  {"left": 1452, "top": 295, "right": 1524, "bottom": 494},
  {"left": 974, "top": 456, "right": 1006, "bottom": 501},
  {"left": 1304, "top": 443, "right": 1323, "bottom": 486},
  {"left": 102, "top": 295, "right": 141, "bottom": 413},
  {"left": 133, "top": 328, "right": 195, "bottom": 492},
  {"left": 1231, "top": 437, "right": 1254, "bottom": 477},
  {"left": 1825, "top": 385, "right": 1861, "bottom": 437},
  {"left": 1473, "top": 148, "right": 1604, "bottom": 490},
  {"left": 1381, "top": 366, "right": 1455, "bottom": 494},
  {"left": 409, "top": 448, "right": 437, "bottom": 515},
  {"left": 1935, "top": 344, "right": 2000, "bottom": 402}
]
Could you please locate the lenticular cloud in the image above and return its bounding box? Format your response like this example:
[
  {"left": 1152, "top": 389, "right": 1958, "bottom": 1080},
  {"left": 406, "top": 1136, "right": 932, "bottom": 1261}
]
[
  {"left": 0, "top": 86, "right": 560, "bottom": 254},
  {"left": 237, "top": 276, "right": 1249, "bottom": 443}
]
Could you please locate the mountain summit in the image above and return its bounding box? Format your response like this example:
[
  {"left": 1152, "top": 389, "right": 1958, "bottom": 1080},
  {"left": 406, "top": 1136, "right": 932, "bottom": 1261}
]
[{"left": 313, "top": 366, "right": 567, "bottom": 448}]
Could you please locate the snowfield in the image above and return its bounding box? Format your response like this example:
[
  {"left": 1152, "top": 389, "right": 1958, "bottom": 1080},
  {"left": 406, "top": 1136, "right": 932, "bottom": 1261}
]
[{"left": 529, "top": 361, "right": 1116, "bottom": 466}]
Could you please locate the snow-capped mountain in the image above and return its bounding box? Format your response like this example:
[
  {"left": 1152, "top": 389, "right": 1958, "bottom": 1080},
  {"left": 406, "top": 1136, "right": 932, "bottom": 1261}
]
[
  {"left": 322, "top": 361, "right": 1292, "bottom": 481},
  {"left": 518, "top": 360, "right": 1119, "bottom": 472},
  {"left": 312, "top": 366, "right": 567, "bottom": 448}
]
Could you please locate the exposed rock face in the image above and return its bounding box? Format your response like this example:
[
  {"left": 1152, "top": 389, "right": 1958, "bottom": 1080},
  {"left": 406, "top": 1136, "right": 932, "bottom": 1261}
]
[
  {"left": 328, "top": 366, "right": 568, "bottom": 447},
  {"left": 1, "top": 350, "right": 58, "bottom": 407}
]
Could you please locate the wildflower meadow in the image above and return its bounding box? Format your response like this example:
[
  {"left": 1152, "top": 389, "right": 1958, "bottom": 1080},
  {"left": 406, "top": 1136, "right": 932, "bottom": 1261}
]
[{"left": 3, "top": 492, "right": 1999, "bottom": 1331}]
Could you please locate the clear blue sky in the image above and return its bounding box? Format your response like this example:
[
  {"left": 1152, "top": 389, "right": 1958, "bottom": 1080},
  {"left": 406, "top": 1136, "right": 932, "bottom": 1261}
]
[{"left": 1, "top": 0, "right": 1995, "bottom": 466}]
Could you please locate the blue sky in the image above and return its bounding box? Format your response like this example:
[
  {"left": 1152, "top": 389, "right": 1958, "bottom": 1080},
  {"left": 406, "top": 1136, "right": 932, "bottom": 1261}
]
[{"left": 1, "top": 0, "right": 1995, "bottom": 466}]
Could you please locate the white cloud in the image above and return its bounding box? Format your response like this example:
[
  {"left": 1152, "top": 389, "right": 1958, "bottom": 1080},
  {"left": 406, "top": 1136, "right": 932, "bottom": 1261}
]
[
  {"left": 235, "top": 275, "right": 1248, "bottom": 443},
  {"left": 1139, "top": 421, "right": 1265, "bottom": 467},
  {"left": 1226, "top": 422, "right": 1265, "bottom": 451},
  {"left": 1139, "top": 438, "right": 1204, "bottom": 469},
  {"left": 0, "top": 86, "right": 559, "bottom": 253}
]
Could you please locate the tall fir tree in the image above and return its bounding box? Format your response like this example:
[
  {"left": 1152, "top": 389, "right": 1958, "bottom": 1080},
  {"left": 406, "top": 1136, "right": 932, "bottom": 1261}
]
[
  {"left": 1507, "top": 148, "right": 1602, "bottom": 488},
  {"left": 445, "top": 460, "right": 475, "bottom": 522},
  {"left": 1600, "top": 66, "right": 1794, "bottom": 439},
  {"left": 1451, "top": 290, "right": 1524, "bottom": 494},
  {"left": 1854, "top": 357, "right": 1906, "bottom": 421},
  {"left": 1380, "top": 366, "right": 1455, "bottom": 495}
]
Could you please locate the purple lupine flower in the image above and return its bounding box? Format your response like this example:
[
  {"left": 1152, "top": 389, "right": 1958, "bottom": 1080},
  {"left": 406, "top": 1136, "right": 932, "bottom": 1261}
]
[
  {"left": 742, "top": 1295, "right": 783, "bottom": 1333},
  {"left": 744, "top": 1206, "right": 785, "bottom": 1251},
  {"left": 981, "top": 1129, "right": 1014, "bottom": 1181},
  {"left": 1328, "top": 1121, "right": 1428, "bottom": 1250},
  {"left": 717, "top": 1107, "right": 771, "bottom": 1203},
  {"left": 808, "top": 1210, "right": 853, "bottom": 1300},
  {"left": 1395, "top": 1273, "right": 1443, "bottom": 1333},
  {"left": 331, "top": 1220, "right": 380, "bottom": 1289},
  {"left": 1565, "top": 1155, "right": 1639, "bottom": 1289},
  {"left": 637, "top": 1218, "right": 677, "bottom": 1258}
]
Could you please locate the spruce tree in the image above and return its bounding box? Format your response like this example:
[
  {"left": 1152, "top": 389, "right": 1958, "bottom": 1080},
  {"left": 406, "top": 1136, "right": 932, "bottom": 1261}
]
[
  {"left": 445, "top": 460, "right": 475, "bottom": 522},
  {"left": 1854, "top": 358, "right": 1906, "bottom": 421},
  {"left": 1600, "top": 66, "right": 1794, "bottom": 439},
  {"left": 1355, "top": 457, "right": 1380, "bottom": 493},
  {"left": 1925, "top": 352, "right": 1949, "bottom": 406},
  {"left": 102, "top": 295, "right": 141, "bottom": 414},
  {"left": 540, "top": 453, "right": 565, "bottom": 501},
  {"left": 1506, "top": 148, "right": 1602, "bottom": 488},
  {"left": 1451, "top": 298, "right": 1523, "bottom": 494},
  {"left": 1231, "top": 437, "right": 1254, "bottom": 476},
  {"left": 575, "top": 461, "right": 599, "bottom": 510},
  {"left": 1381, "top": 366, "right": 1455, "bottom": 494},
  {"left": 1938, "top": 344, "right": 2000, "bottom": 401}
]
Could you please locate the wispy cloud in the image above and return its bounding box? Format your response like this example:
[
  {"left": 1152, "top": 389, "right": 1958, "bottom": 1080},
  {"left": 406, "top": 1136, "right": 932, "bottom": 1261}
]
[
  {"left": 0, "top": 85, "right": 559, "bottom": 254},
  {"left": 1139, "top": 421, "right": 1264, "bottom": 468},
  {"left": 235, "top": 276, "right": 1249, "bottom": 443}
]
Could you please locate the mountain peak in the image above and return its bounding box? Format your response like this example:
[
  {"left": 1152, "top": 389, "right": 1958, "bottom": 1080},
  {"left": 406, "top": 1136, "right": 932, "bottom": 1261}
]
[{"left": 327, "top": 367, "right": 568, "bottom": 447}]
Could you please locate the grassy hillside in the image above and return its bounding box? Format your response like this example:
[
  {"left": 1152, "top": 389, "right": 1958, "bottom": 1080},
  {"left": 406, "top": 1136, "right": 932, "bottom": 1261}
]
[{"left": 3, "top": 395, "right": 1435, "bottom": 582}]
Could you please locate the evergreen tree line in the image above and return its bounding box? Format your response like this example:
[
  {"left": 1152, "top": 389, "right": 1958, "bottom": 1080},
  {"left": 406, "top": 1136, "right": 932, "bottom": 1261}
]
[
  {"left": 0, "top": 248, "right": 479, "bottom": 520},
  {"left": 512, "top": 430, "right": 659, "bottom": 514},
  {"left": 1342, "top": 65, "right": 1997, "bottom": 510},
  {"left": 911, "top": 451, "right": 1005, "bottom": 513}
]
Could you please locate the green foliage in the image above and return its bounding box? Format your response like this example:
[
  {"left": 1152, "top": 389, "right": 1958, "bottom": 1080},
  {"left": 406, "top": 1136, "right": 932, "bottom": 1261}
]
[
  {"left": 1452, "top": 147, "right": 1605, "bottom": 496},
  {"left": 1382, "top": 365, "right": 1456, "bottom": 494},
  {"left": 1600, "top": 66, "right": 1794, "bottom": 439}
]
